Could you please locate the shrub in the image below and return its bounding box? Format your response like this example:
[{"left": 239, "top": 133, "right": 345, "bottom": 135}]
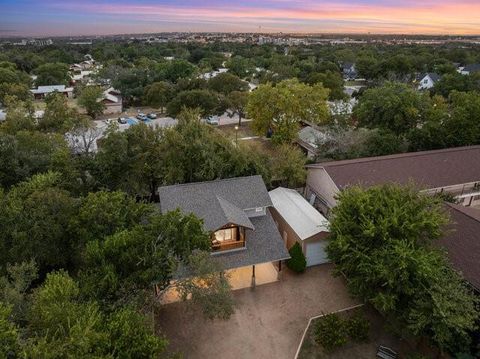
[
  {"left": 286, "top": 242, "right": 307, "bottom": 273},
  {"left": 314, "top": 313, "right": 347, "bottom": 352},
  {"left": 346, "top": 314, "right": 370, "bottom": 342}
]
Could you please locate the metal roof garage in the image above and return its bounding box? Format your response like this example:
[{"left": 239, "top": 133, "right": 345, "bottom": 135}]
[{"left": 269, "top": 187, "right": 330, "bottom": 267}]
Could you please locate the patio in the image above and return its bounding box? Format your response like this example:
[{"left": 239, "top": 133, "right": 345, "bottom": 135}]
[{"left": 156, "top": 264, "right": 359, "bottom": 359}]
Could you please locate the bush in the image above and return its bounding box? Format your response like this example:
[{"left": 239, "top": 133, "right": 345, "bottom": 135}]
[
  {"left": 286, "top": 242, "right": 306, "bottom": 273},
  {"left": 346, "top": 314, "right": 370, "bottom": 342},
  {"left": 314, "top": 313, "right": 347, "bottom": 352}
]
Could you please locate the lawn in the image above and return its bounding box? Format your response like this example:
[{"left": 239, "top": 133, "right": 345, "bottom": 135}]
[{"left": 297, "top": 305, "right": 437, "bottom": 359}]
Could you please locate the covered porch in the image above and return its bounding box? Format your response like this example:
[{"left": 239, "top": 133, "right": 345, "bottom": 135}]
[{"left": 227, "top": 261, "right": 280, "bottom": 290}]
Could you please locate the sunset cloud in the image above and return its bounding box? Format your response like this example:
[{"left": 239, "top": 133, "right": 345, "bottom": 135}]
[{"left": 1, "top": 0, "right": 479, "bottom": 36}]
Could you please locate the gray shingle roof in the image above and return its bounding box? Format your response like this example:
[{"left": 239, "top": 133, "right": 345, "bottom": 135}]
[
  {"left": 463, "top": 64, "right": 480, "bottom": 73},
  {"left": 158, "top": 175, "right": 272, "bottom": 231}
]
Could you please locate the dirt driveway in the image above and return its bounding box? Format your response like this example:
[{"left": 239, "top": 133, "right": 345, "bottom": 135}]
[{"left": 156, "top": 264, "right": 359, "bottom": 359}]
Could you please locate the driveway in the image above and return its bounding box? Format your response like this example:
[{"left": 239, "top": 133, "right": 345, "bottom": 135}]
[{"left": 156, "top": 264, "right": 359, "bottom": 359}]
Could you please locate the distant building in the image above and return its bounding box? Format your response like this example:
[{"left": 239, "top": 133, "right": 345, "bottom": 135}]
[
  {"left": 296, "top": 126, "right": 328, "bottom": 159},
  {"left": 101, "top": 88, "right": 123, "bottom": 114},
  {"left": 418, "top": 73, "right": 441, "bottom": 90},
  {"left": 31, "top": 85, "right": 74, "bottom": 100},
  {"left": 458, "top": 64, "right": 480, "bottom": 75},
  {"left": 341, "top": 62, "right": 357, "bottom": 80}
]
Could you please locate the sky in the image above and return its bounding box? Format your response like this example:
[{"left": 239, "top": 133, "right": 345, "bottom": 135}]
[{"left": 1, "top": 0, "right": 480, "bottom": 37}]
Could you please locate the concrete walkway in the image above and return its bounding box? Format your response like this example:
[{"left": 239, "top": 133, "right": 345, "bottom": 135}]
[{"left": 156, "top": 264, "right": 358, "bottom": 359}]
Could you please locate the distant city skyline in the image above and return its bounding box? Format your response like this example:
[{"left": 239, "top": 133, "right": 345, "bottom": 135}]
[{"left": 1, "top": 0, "right": 480, "bottom": 37}]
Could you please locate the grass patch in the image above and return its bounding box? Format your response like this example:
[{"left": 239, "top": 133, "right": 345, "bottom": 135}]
[{"left": 297, "top": 306, "right": 434, "bottom": 359}]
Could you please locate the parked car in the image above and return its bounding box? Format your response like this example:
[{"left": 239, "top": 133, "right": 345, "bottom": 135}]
[
  {"left": 117, "top": 117, "right": 127, "bottom": 124},
  {"left": 136, "top": 113, "right": 148, "bottom": 121},
  {"left": 147, "top": 113, "right": 157, "bottom": 119},
  {"left": 206, "top": 116, "right": 219, "bottom": 125}
]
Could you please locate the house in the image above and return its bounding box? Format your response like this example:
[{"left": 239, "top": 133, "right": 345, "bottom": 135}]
[
  {"left": 417, "top": 73, "right": 441, "bottom": 90},
  {"left": 438, "top": 203, "right": 480, "bottom": 292},
  {"left": 157, "top": 176, "right": 290, "bottom": 289},
  {"left": 458, "top": 64, "right": 480, "bottom": 75},
  {"left": 30, "top": 85, "right": 74, "bottom": 100},
  {"left": 269, "top": 187, "right": 330, "bottom": 267},
  {"left": 342, "top": 62, "right": 357, "bottom": 80},
  {"left": 305, "top": 146, "right": 480, "bottom": 216},
  {"left": 101, "top": 88, "right": 122, "bottom": 114},
  {"left": 296, "top": 126, "right": 328, "bottom": 159}
]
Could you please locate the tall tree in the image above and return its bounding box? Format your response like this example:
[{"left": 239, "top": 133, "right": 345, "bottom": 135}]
[
  {"left": 247, "top": 79, "right": 329, "bottom": 143},
  {"left": 33, "top": 63, "right": 70, "bottom": 86},
  {"left": 77, "top": 86, "right": 105, "bottom": 119},
  {"left": 327, "top": 185, "right": 478, "bottom": 353},
  {"left": 354, "top": 82, "right": 432, "bottom": 135}
]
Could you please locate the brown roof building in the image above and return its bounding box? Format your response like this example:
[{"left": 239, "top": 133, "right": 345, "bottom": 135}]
[
  {"left": 305, "top": 146, "right": 480, "bottom": 215},
  {"left": 438, "top": 203, "right": 480, "bottom": 291}
]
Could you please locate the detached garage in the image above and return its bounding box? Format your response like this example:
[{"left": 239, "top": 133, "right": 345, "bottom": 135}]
[{"left": 269, "top": 187, "right": 330, "bottom": 267}]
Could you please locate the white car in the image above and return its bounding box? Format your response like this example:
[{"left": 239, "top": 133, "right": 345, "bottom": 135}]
[{"left": 206, "top": 116, "right": 219, "bottom": 125}]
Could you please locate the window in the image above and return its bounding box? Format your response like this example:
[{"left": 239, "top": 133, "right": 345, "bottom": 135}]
[{"left": 214, "top": 227, "right": 238, "bottom": 242}]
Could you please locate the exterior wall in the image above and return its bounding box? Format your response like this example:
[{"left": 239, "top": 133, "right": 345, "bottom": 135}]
[
  {"left": 270, "top": 207, "right": 301, "bottom": 251},
  {"left": 305, "top": 168, "right": 339, "bottom": 217},
  {"left": 244, "top": 206, "right": 267, "bottom": 217},
  {"left": 103, "top": 102, "right": 122, "bottom": 114}
]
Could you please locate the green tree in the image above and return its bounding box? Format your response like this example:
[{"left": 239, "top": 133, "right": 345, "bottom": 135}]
[
  {"left": 143, "top": 81, "right": 174, "bottom": 111},
  {"left": 270, "top": 144, "right": 306, "bottom": 188},
  {"left": 80, "top": 209, "right": 210, "bottom": 305},
  {"left": 176, "top": 251, "right": 234, "bottom": 320},
  {"left": 327, "top": 185, "right": 478, "bottom": 353},
  {"left": 0, "top": 172, "right": 77, "bottom": 274},
  {"left": 247, "top": 79, "right": 329, "bottom": 143},
  {"left": 38, "top": 92, "right": 76, "bottom": 132},
  {"left": 354, "top": 82, "right": 432, "bottom": 135},
  {"left": 227, "top": 91, "right": 249, "bottom": 126},
  {"left": 166, "top": 89, "right": 224, "bottom": 117},
  {"left": 208, "top": 73, "right": 248, "bottom": 95},
  {"left": 160, "top": 108, "right": 266, "bottom": 184},
  {"left": 34, "top": 63, "right": 70, "bottom": 86},
  {"left": 0, "top": 303, "right": 21, "bottom": 358},
  {"left": 1, "top": 97, "right": 35, "bottom": 134},
  {"left": 95, "top": 123, "right": 164, "bottom": 198},
  {"left": 157, "top": 59, "right": 197, "bottom": 83},
  {"left": 307, "top": 70, "right": 346, "bottom": 100},
  {"left": 77, "top": 86, "right": 105, "bottom": 119},
  {"left": 0, "top": 261, "right": 38, "bottom": 323}
]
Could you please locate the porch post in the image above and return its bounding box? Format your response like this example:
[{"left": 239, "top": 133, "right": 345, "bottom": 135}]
[{"left": 251, "top": 265, "right": 256, "bottom": 289}]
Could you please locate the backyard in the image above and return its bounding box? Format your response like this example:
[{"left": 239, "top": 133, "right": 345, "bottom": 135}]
[{"left": 297, "top": 306, "right": 439, "bottom": 359}]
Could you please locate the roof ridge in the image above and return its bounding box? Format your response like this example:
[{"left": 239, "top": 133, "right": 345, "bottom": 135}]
[{"left": 307, "top": 145, "right": 480, "bottom": 169}]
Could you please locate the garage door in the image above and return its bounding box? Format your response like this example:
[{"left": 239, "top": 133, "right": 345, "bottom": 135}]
[{"left": 305, "top": 241, "right": 330, "bottom": 266}]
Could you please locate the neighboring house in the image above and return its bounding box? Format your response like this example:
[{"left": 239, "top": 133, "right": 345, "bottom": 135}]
[
  {"left": 30, "top": 85, "right": 74, "bottom": 100},
  {"left": 199, "top": 67, "right": 228, "bottom": 80},
  {"left": 296, "top": 126, "right": 328, "bottom": 159},
  {"left": 305, "top": 146, "right": 480, "bottom": 216},
  {"left": 269, "top": 187, "right": 330, "bottom": 267},
  {"left": 417, "top": 72, "right": 441, "bottom": 90},
  {"left": 157, "top": 176, "right": 290, "bottom": 289},
  {"left": 102, "top": 88, "right": 123, "bottom": 114},
  {"left": 342, "top": 62, "right": 357, "bottom": 80},
  {"left": 71, "top": 70, "right": 93, "bottom": 85},
  {"left": 458, "top": 64, "right": 480, "bottom": 75},
  {"left": 438, "top": 203, "right": 480, "bottom": 293}
]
